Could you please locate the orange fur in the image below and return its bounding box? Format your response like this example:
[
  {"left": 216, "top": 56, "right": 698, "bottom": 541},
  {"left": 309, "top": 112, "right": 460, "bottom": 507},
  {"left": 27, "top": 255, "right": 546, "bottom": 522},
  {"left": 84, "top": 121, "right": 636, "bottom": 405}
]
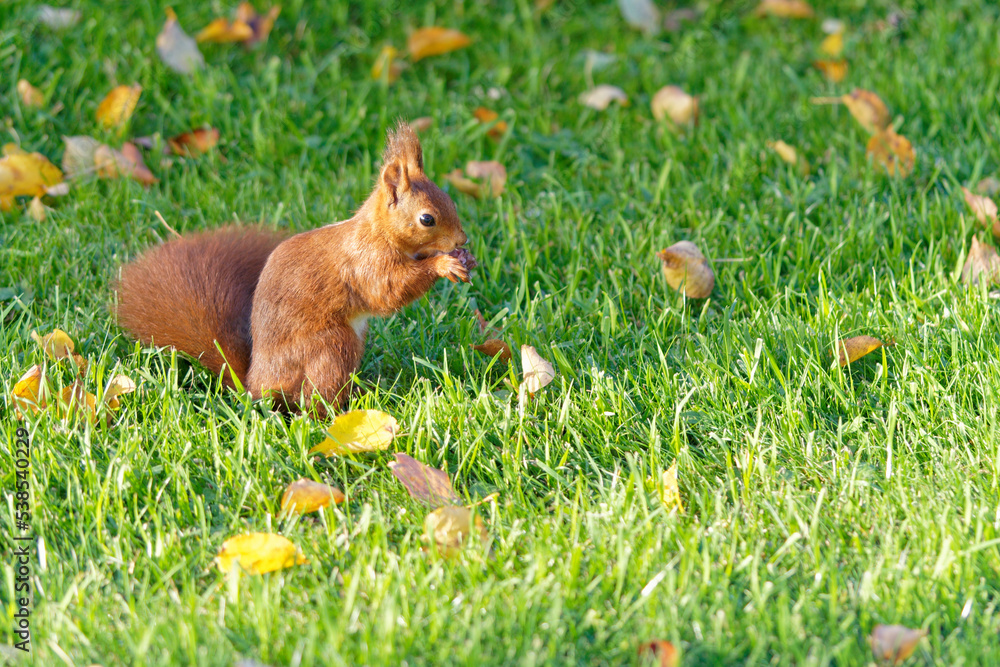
[{"left": 115, "top": 122, "right": 470, "bottom": 414}]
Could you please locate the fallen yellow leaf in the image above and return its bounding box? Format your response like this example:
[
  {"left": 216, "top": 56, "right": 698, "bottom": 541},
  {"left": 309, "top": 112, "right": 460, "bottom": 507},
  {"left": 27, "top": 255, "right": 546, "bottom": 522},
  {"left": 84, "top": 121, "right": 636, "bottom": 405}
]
[
  {"left": 57, "top": 382, "right": 100, "bottom": 424},
  {"left": 12, "top": 365, "right": 45, "bottom": 417},
  {"left": 813, "top": 59, "right": 848, "bottom": 83},
  {"left": 17, "top": 80, "right": 44, "bottom": 108},
  {"left": 234, "top": 3, "right": 281, "bottom": 46},
  {"left": 767, "top": 140, "right": 799, "bottom": 166},
  {"left": 657, "top": 462, "right": 684, "bottom": 513},
  {"left": 866, "top": 128, "right": 915, "bottom": 177},
  {"left": 651, "top": 86, "right": 698, "bottom": 126},
  {"left": 820, "top": 30, "right": 844, "bottom": 57},
  {"left": 812, "top": 89, "right": 890, "bottom": 135},
  {"left": 656, "top": 241, "right": 715, "bottom": 298},
  {"left": 216, "top": 533, "right": 306, "bottom": 574},
  {"left": 371, "top": 45, "right": 405, "bottom": 83},
  {"left": 521, "top": 344, "right": 555, "bottom": 394},
  {"left": 0, "top": 150, "right": 64, "bottom": 200},
  {"left": 836, "top": 335, "right": 884, "bottom": 366},
  {"left": 754, "top": 0, "right": 814, "bottom": 18},
  {"left": 579, "top": 85, "right": 628, "bottom": 111},
  {"left": 962, "top": 236, "right": 1000, "bottom": 287},
  {"left": 473, "top": 107, "right": 508, "bottom": 139},
  {"left": 280, "top": 478, "right": 345, "bottom": 514},
  {"left": 103, "top": 374, "right": 137, "bottom": 408},
  {"left": 390, "top": 453, "right": 459, "bottom": 507},
  {"left": 309, "top": 409, "right": 398, "bottom": 456},
  {"left": 408, "top": 27, "right": 472, "bottom": 61},
  {"left": 96, "top": 85, "right": 142, "bottom": 129},
  {"left": 31, "top": 329, "right": 74, "bottom": 360},
  {"left": 869, "top": 625, "right": 926, "bottom": 665},
  {"left": 422, "top": 506, "right": 487, "bottom": 558},
  {"left": 197, "top": 16, "right": 254, "bottom": 43}
]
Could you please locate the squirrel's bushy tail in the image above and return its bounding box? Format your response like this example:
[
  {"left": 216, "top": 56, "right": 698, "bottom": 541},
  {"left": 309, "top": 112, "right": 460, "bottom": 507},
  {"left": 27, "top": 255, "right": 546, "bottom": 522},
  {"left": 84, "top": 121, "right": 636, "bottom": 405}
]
[{"left": 115, "top": 226, "right": 285, "bottom": 387}]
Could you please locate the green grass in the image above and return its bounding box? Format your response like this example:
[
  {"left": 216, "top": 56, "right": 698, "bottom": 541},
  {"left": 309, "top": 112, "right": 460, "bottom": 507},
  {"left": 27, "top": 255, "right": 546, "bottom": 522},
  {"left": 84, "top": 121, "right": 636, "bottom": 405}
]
[{"left": 3, "top": 0, "right": 1000, "bottom": 664}]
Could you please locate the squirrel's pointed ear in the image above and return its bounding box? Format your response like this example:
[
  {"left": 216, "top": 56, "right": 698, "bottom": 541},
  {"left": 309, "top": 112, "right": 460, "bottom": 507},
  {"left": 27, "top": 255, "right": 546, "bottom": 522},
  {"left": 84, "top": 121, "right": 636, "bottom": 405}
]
[
  {"left": 380, "top": 158, "right": 410, "bottom": 206},
  {"left": 382, "top": 122, "right": 424, "bottom": 174}
]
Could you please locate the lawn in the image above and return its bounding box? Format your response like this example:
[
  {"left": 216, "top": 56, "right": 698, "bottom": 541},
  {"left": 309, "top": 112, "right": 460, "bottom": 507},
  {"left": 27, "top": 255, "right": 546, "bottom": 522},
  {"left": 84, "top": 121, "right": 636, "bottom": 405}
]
[{"left": 3, "top": 0, "right": 1000, "bottom": 664}]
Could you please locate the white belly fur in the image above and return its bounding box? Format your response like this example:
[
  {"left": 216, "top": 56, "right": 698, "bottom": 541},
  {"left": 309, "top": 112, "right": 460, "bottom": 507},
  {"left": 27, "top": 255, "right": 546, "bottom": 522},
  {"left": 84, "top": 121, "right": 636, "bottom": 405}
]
[{"left": 349, "top": 313, "right": 371, "bottom": 338}]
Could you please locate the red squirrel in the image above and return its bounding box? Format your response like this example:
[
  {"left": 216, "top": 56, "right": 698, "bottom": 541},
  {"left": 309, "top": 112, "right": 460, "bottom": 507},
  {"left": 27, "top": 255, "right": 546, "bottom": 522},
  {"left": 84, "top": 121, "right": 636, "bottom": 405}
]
[{"left": 116, "top": 122, "right": 474, "bottom": 414}]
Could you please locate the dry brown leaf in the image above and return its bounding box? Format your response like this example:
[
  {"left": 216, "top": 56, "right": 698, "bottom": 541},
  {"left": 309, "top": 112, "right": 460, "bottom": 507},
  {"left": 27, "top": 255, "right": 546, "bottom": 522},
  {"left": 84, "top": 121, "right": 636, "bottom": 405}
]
[
  {"left": 579, "top": 85, "right": 628, "bottom": 111},
  {"left": 866, "top": 128, "right": 915, "bottom": 177},
  {"left": 17, "top": 80, "right": 45, "bottom": 108},
  {"left": 410, "top": 117, "right": 434, "bottom": 133},
  {"left": 869, "top": 625, "right": 926, "bottom": 665},
  {"left": 444, "top": 161, "right": 506, "bottom": 199},
  {"left": 836, "top": 335, "right": 884, "bottom": 366},
  {"left": 408, "top": 27, "right": 472, "bottom": 61},
  {"left": 103, "top": 374, "right": 137, "bottom": 408},
  {"left": 962, "top": 186, "right": 1000, "bottom": 236},
  {"left": 235, "top": 3, "right": 281, "bottom": 46},
  {"left": 280, "top": 478, "right": 345, "bottom": 514},
  {"left": 216, "top": 533, "right": 306, "bottom": 574},
  {"left": 422, "top": 506, "right": 487, "bottom": 558},
  {"left": 38, "top": 5, "right": 81, "bottom": 30},
  {"left": 638, "top": 640, "right": 680, "bottom": 667},
  {"left": 309, "top": 409, "right": 398, "bottom": 456},
  {"left": 473, "top": 107, "right": 508, "bottom": 139},
  {"left": 390, "top": 454, "right": 459, "bottom": 507},
  {"left": 95, "top": 143, "right": 158, "bottom": 185},
  {"left": 651, "top": 86, "right": 698, "bottom": 126},
  {"left": 962, "top": 236, "right": 1000, "bottom": 287},
  {"left": 157, "top": 8, "right": 204, "bottom": 75},
  {"left": 814, "top": 59, "right": 848, "bottom": 83},
  {"left": 12, "top": 365, "right": 45, "bottom": 418},
  {"left": 61, "top": 136, "right": 102, "bottom": 180},
  {"left": 96, "top": 85, "right": 142, "bottom": 129},
  {"left": 168, "top": 128, "right": 220, "bottom": 157},
  {"left": 656, "top": 241, "right": 715, "bottom": 298},
  {"left": 754, "top": 0, "right": 814, "bottom": 18},
  {"left": 820, "top": 30, "right": 844, "bottom": 57},
  {"left": 842, "top": 89, "right": 890, "bottom": 134},
  {"left": 472, "top": 339, "right": 512, "bottom": 362},
  {"left": 371, "top": 45, "right": 405, "bottom": 83},
  {"left": 57, "top": 382, "right": 100, "bottom": 423},
  {"left": 0, "top": 150, "right": 64, "bottom": 201},
  {"left": 521, "top": 345, "right": 555, "bottom": 394}
]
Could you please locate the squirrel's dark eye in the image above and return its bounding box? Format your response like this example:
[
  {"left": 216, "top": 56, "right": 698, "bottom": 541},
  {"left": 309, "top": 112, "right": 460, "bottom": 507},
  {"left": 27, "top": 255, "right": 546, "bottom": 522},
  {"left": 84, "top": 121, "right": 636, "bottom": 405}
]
[{"left": 419, "top": 213, "right": 436, "bottom": 227}]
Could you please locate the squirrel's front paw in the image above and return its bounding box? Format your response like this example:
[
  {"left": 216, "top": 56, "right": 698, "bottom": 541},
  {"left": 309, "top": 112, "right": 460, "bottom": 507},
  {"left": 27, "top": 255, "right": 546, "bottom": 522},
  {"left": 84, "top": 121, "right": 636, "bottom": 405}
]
[{"left": 433, "top": 254, "right": 470, "bottom": 283}]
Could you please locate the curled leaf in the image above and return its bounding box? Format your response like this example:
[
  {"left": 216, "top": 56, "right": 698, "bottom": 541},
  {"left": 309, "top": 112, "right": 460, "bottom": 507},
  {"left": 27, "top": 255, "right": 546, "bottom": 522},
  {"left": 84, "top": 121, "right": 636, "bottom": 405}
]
[
  {"left": 12, "top": 365, "right": 45, "bottom": 417},
  {"left": 472, "top": 339, "right": 512, "bottom": 362},
  {"left": 866, "top": 128, "right": 915, "bottom": 177},
  {"left": 57, "top": 382, "right": 100, "bottom": 424},
  {"left": 521, "top": 345, "right": 555, "bottom": 394},
  {"left": 962, "top": 186, "right": 1000, "bottom": 237},
  {"left": 579, "top": 85, "right": 628, "bottom": 111},
  {"left": 836, "top": 335, "right": 884, "bottom": 366},
  {"left": 168, "top": 128, "right": 220, "bottom": 157},
  {"left": 216, "top": 533, "right": 306, "bottom": 574},
  {"left": 103, "top": 374, "right": 136, "bottom": 408},
  {"left": 280, "top": 478, "right": 345, "bottom": 514},
  {"left": 657, "top": 462, "right": 683, "bottom": 513},
  {"left": 408, "top": 27, "right": 472, "bottom": 61},
  {"left": 813, "top": 59, "right": 848, "bottom": 83},
  {"left": 422, "top": 506, "right": 487, "bottom": 558},
  {"left": 309, "top": 409, "right": 398, "bottom": 456},
  {"left": 962, "top": 236, "right": 1000, "bottom": 287},
  {"left": 390, "top": 454, "right": 459, "bottom": 507},
  {"left": 31, "top": 329, "right": 74, "bottom": 360},
  {"left": 17, "top": 80, "right": 45, "bottom": 108},
  {"left": 767, "top": 140, "right": 800, "bottom": 166},
  {"left": 842, "top": 89, "right": 890, "bottom": 134},
  {"left": 651, "top": 86, "right": 698, "bottom": 126},
  {"left": 0, "top": 150, "right": 64, "bottom": 200},
  {"left": 197, "top": 16, "right": 254, "bottom": 43},
  {"left": 95, "top": 143, "right": 158, "bottom": 185},
  {"left": 638, "top": 640, "right": 680, "bottom": 667},
  {"left": 157, "top": 8, "right": 205, "bottom": 75},
  {"left": 444, "top": 161, "right": 506, "bottom": 199},
  {"left": 754, "top": 0, "right": 814, "bottom": 18},
  {"left": 869, "top": 625, "right": 926, "bottom": 665},
  {"left": 96, "top": 85, "right": 142, "bottom": 129},
  {"left": 656, "top": 241, "right": 715, "bottom": 298}
]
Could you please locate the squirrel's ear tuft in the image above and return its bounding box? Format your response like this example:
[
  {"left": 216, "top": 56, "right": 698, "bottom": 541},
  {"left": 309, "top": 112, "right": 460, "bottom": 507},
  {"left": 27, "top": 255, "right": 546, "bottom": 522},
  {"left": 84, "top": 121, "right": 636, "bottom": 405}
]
[{"left": 382, "top": 121, "right": 424, "bottom": 173}]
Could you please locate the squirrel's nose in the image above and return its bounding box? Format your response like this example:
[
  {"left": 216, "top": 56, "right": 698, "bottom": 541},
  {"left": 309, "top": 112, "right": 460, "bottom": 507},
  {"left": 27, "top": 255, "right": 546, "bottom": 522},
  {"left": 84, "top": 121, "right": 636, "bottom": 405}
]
[{"left": 455, "top": 232, "right": 468, "bottom": 248}]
